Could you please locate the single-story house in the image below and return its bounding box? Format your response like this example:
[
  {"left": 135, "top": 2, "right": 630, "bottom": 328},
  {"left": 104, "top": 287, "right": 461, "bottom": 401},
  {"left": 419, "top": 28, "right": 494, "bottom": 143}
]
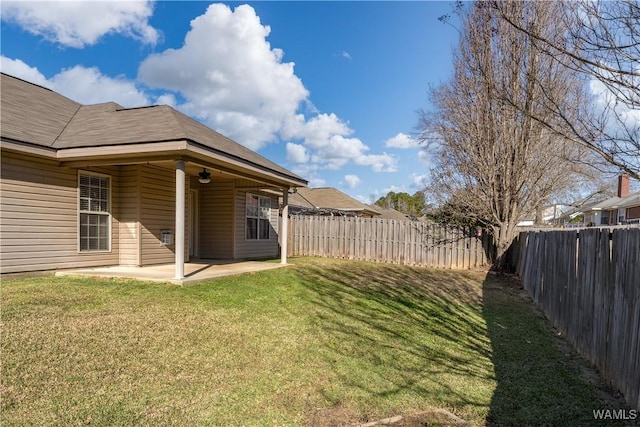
[
  {"left": 581, "top": 192, "right": 640, "bottom": 226},
  {"left": 0, "top": 73, "right": 307, "bottom": 278},
  {"left": 287, "top": 187, "right": 381, "bottom": 217},
  {"left": 559, "top": 174, "right": 640, "bottom": 226}
]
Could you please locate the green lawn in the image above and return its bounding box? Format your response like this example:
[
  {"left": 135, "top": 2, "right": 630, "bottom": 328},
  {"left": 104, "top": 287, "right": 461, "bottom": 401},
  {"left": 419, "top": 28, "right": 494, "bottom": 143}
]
[{"left": 0, "top": 258, "right": 627, "bottom": 426}]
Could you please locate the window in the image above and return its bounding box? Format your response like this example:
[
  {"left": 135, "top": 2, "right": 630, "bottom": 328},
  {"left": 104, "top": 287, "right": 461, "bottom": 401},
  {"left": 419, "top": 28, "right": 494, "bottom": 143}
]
[
  {"left": 79, "top": 172, "right": 110, "bottom": 251},
  {"left": 246, "top": 193, "right": 271, "bottom": 240}
]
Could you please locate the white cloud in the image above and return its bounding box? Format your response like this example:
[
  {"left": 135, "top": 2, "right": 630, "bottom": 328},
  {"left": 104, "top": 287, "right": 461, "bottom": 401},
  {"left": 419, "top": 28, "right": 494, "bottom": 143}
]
[
  {"left": 411, "top": 173, "right": 429, "bottom": 189},
  {"left": 341, "top": 51, "right": 352, "bottom": 60},
  {"left": 3, "top": 3, "right": 396, "bottom": 185},
  {"left": 354, "top": 153, "right": 397, "bottom": 172},
  {"left": 156, "top": 93, "right": 177, "bottom": 108},
  {"left": 286, "top": 142, "right": 309, "bottom": 163},
  {"left": 418, "top": 149, "right": 431, "bottom": 164},
  {"left": 590, "top": 78, "right": 640, "bottom": 132},
  {"left": 1, "top": 1, "right": 158, "bottom": 48},
  {"left": 344, "top": 174, "right": 361, "bottom": 189},
  {"left": 1, "top": 56, "right": 150, "bottom": 107},
  {"left": 308, "top": 177, "right": 326, "bottom": 187},
  {"left": 291, "top": 163, "right": 318, "bottom": 180},
  {"left": 0, "top": 57, "right": 47, "bottom": 85},
  {"left": 138, "top": 3, "right": 308, "bottom": 150},
  {"left": 284, "top": 113, "right": 397, "bottom": 172},
  {"left": 137, "top": 3, "right": 394, "bottom": 174},
  {"left": 283, "top": 113, "right": 351, "bottom": 146},
  {"left": 49, "top": 66, "right": 150, "bottom": 107},
  {"left": 385, "top": 132, "right": 419, "bottom": 149}
]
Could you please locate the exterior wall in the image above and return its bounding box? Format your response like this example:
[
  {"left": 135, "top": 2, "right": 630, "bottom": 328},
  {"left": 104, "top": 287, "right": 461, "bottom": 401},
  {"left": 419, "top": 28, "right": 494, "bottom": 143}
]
[
  {"left": 119, "top": 165, "right": 140, "bottom": 265},
  {"left": 0, "top": 150, "right": 120, "bottom": 273},
  {"left": 199, "top": 180, "right": 234, "bottom": 259},
  {"left": 0, "top": 151, "right": 287, "bottom": 272},
  {"left": 627, "top": 205, "right": 640, "bottom": 220},
  {"left": 585, "top": 211, "right": 600, "bottom": 226},
  {"left": 233, "top": 189, "right": 279, "bottom": 259},
  {"left": 138, "top": 164, "right": 189, "bottom": 266}
]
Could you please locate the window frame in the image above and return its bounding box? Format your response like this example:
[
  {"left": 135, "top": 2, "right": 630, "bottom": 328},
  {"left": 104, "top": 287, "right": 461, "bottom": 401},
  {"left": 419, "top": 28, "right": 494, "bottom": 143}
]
[
  {"left": 78, "top": 171, "right": 112, "bottom": 252},
  {"left": 245, "top": 193, "right": 272, "bottom": 240}
]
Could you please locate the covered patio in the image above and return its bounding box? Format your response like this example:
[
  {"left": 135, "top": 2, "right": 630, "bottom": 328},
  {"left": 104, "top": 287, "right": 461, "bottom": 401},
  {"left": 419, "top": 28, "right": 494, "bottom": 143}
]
[{"left": 55, "top": 259, "right": 289, "bottom": 285}]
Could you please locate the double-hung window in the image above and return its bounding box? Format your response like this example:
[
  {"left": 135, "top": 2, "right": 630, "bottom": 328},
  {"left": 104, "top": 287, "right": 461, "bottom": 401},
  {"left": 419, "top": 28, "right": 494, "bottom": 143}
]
[
  {"left": 246, "top": 193, "right": 271, "bottom": 240},
  {"left": 79, "top": 172, "right": 111, "bottom": 251}
]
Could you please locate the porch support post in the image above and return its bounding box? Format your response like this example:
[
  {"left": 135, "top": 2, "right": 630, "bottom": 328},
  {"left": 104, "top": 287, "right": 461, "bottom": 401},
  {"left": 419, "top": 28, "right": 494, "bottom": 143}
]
[
  {"left": 281, "top": 188, "right": 289, "bottom": 264},
  {"left": 175, "top": 160, "right": 186, "bottom": 280}
]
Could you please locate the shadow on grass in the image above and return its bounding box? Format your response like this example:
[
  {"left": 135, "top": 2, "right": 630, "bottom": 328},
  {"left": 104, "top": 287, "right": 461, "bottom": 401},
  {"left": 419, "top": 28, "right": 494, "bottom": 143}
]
[
  {"left": 293, "top": 259, "right": 636, "bottom": 426},
  {"left": 482, "top": 273, "right": 635, "bottom": 427},
  {"left": 294, "top": 260, "right": 493, "bottom": 424}
]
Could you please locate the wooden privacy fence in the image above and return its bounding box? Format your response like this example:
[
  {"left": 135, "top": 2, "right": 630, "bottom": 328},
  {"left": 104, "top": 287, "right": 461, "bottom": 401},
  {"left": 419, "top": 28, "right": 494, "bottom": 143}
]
[
  {"left": 514, "top": 227, "right": 640, "bottom": 411},
  {"left": 287, "top": 215, "right": 492, "bottom": 269}
]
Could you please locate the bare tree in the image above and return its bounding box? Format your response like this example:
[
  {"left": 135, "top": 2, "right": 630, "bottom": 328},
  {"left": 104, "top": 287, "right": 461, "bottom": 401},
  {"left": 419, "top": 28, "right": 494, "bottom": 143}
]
[
  {"left": 419, "top": 1, "right": 595, "bottom": 268},
  {"left": 492, "top": 0, "right": 640, "bottom": 179}
]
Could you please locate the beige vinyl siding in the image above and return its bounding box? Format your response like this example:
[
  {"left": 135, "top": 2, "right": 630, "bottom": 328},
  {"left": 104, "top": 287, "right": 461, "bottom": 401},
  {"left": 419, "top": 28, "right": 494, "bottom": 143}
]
[
  {"left": 139, "top": 164, "right": 188, "bottom": 265},
  {"left": 234, "top": 178, "right": 264, "bottom": 189},
  {"left": 0, "top": 151, "right": 119, "bottom": 273},
  {"left": 118, "top": 165, "right": 140, "bottom": 265},
  {"left": 199, "top": 180, "right": 234, "bottom": 259},
  {"left": 233, "top": 190, "right": 279, "bottom": 259}
]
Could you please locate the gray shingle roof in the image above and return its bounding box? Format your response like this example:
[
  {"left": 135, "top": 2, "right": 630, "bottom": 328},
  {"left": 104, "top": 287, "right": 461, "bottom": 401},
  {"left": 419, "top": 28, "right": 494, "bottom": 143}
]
[
  {"left": 1, "top": 73, "right": 306, "bottom": 184},
  {"left": 0, "top": 73, "right": 81, "bottom": 147},
  {"left": 581, "top": 192, "right": 640, "bottom": 211},
  {"left": 290, "top": 187, "right": 379, "bottom": 215},
  {"left": 371, "top": 206, "right": 410, "bottom": 220}
]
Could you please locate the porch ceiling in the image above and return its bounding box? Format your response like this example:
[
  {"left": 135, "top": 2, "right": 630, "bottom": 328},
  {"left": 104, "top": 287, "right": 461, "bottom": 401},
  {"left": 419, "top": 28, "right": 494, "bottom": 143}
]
[{"left": 52, "top": 140, "right": 306, "bottom": 189}]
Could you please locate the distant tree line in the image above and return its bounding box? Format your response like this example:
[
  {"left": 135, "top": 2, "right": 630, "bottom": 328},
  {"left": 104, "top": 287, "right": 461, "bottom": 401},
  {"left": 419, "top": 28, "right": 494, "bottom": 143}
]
[{"left": 374, "top": 191, "right": 426, "bottom": 218}]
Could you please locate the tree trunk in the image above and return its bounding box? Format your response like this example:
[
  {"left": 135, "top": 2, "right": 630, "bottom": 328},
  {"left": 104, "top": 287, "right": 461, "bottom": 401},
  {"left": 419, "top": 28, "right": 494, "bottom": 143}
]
[
  {"left": 492, "top": 223, "right": 517, "bottom": 271},
  {"left": 535, "top": 204, "right": 544, "bottom": 225}
]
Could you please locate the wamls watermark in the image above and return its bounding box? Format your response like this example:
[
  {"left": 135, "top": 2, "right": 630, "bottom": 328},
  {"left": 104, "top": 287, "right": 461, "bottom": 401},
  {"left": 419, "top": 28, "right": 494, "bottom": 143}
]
[{"left": 593, "top": 408, "right": 638, "bottom": 421}]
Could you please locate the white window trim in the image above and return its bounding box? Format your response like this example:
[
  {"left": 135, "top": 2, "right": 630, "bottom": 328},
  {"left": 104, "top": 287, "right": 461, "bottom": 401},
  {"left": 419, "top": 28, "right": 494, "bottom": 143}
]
[
  {"left": 78, "top": 170, "right": 112, "bottom": 253},
  {"left": 245, "top": 193, "right": 271, "bottom": 241}
]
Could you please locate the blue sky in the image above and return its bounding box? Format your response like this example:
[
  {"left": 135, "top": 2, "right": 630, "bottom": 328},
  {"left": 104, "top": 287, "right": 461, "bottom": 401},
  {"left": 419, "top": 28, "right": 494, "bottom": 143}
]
[{"left": 1, "top": 1, "right": 459, "bottom": 203}]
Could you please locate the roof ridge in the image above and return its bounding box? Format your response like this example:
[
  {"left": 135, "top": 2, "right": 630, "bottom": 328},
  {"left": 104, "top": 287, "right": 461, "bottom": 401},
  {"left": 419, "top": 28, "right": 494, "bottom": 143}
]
[
  {"left": 51, "top": 104, "right": 82, "bottom": 148},
  {"left": 296, "top": 191, "right": 317, "bottom": 208},
  {"left": 163, "top": 105, "right": 192, "bottom": 137}
]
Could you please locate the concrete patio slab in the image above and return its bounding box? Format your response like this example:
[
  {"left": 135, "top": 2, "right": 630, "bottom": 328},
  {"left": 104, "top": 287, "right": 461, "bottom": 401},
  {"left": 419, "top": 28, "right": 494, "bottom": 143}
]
[{"left": 55, "top": 260, "right": 288, "bottom": 285}]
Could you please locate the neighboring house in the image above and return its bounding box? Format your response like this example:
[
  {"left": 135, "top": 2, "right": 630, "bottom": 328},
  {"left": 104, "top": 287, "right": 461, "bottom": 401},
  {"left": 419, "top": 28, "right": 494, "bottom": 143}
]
[
  {"left": 517, "top": 206, "right": 559, "bottom": 227},
  {"left": 0, "top": 73, "right": 307, "bottom": 278},
  {"left": 581, "top": 193, "right": 640, "bottom": 226},
  {"left": 369, "top": 205, "right": 410, "bottom": 221},
  {"left": 287, "top": 187, "right": 381, "bottom": 217},
  {"left": 563, "top": 174, "right": 640, "bottom": 226}
]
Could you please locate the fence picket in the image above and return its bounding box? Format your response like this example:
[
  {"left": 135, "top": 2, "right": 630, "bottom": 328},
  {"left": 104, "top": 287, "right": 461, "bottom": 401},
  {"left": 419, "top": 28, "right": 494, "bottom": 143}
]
[
  {"left": 516, "top": 226, "right": 640, "bottom": 411},
  {"left": 287, "top": 215, "right": 491, "bottom": 269}
]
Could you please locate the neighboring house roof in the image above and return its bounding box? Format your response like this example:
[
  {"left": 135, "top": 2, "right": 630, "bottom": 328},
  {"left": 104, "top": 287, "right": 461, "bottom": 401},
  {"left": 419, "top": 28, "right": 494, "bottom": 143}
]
[
  {"left": 288, "top": 187, "right": 380, "bottom": 216},
  {"left": 370, "top": 205, "right": 410, "bottom": 220},
  {"left": 1, "top": 73, "right": 307, "bottom": 188},
  {"left": 578, "top": 192, "right": 640, "bottom": 213},
  {"left": 557, "top": 192, "right": 640, "bottom": 223}
]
